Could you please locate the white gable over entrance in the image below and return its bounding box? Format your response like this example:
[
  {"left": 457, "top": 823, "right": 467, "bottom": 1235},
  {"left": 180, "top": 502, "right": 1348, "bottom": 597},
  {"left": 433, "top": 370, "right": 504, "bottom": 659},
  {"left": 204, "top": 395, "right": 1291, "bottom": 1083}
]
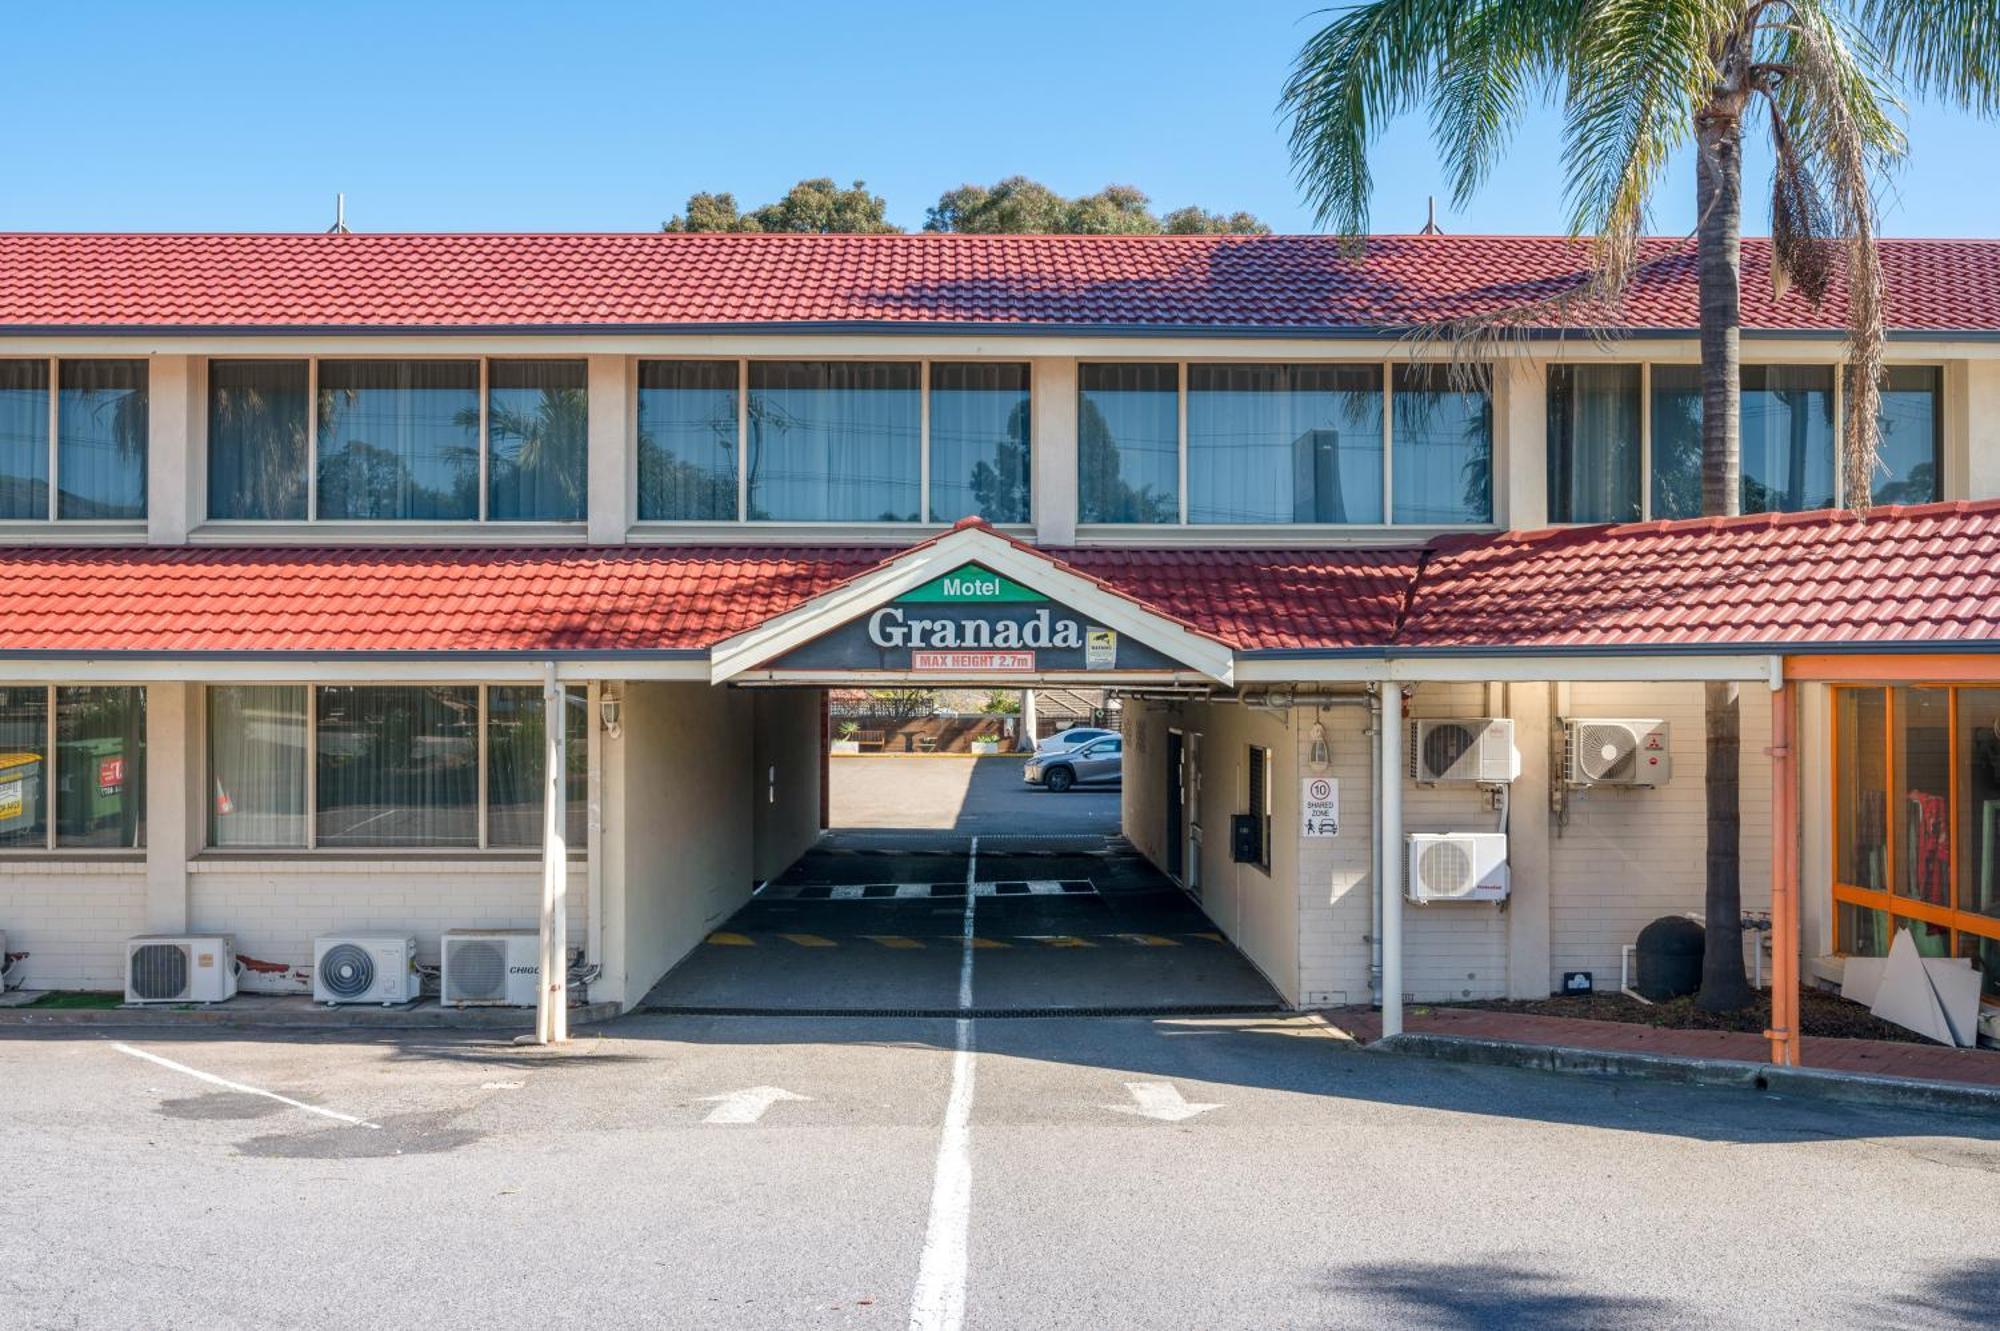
[{"left": 709, "top": 522, "right": 1236, "bottom": 686}]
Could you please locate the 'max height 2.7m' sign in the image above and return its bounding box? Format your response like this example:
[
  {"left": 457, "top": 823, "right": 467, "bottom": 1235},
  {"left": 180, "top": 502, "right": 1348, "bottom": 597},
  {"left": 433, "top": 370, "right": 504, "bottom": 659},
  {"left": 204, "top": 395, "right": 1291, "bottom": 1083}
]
[{"left": 766, "top": 564, "right": 1185, "bottom": 675}]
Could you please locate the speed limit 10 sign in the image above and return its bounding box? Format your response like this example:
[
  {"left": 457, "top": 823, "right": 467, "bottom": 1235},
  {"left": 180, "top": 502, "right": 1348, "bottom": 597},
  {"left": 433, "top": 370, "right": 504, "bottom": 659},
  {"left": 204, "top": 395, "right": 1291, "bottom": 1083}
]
[{"left": 1301, "top": 777, "right": 1340, "bottom": 837}]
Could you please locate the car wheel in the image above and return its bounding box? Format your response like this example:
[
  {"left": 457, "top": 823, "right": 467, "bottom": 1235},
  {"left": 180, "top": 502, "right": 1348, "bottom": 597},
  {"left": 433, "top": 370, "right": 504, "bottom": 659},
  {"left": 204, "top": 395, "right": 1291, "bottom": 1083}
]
[{"left": 1044, "top": 766, "right": 1075, "bottom": 793}]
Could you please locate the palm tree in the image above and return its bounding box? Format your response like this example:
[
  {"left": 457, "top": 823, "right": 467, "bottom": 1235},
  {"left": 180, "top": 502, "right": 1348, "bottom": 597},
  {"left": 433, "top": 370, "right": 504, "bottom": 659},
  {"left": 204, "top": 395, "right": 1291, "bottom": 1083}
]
[{"left": 1283, "top": 1, "right": 1999, "bottom": 1011}]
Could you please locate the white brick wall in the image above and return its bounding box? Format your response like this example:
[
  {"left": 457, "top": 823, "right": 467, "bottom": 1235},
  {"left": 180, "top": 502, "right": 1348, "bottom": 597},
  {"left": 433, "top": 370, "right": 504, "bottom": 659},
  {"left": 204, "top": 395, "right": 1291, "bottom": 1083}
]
[{"left": 0, "top": 862, "right": 148, "bottom": 990}]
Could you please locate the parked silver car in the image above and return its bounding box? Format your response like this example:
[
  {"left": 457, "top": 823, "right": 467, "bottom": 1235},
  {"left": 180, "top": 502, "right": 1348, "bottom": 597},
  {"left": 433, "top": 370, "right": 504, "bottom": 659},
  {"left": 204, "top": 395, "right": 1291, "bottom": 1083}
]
[
  {"left": 1023, "top": 735, "right": 1122, "bottom": 792},
  {"left": 1033, "top": 726, "right": 1116, "bottom": 754}
]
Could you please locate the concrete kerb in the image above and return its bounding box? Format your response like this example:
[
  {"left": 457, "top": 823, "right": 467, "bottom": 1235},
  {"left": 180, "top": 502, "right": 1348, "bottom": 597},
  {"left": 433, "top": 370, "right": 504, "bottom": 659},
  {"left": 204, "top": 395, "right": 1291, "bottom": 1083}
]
[
  {"left": 1374, "top": 1031, "right": 2000, "bottom": 1117},
  {"left": 0, "top": 996, "right": 623, "bottom": 1032}
]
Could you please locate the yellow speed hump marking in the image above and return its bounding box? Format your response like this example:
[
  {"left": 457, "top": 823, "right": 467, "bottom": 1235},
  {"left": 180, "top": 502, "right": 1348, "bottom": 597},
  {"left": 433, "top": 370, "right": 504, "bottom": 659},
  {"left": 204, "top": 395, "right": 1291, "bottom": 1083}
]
[
  {"left": 862, "top": 935, "right": 925, "bottom": 949},
  {"left": 779, "top": 933, "right": 837, "bottom": 948},
  {"left": 705, "top": 932, "right": 755, "bottom": 946}
]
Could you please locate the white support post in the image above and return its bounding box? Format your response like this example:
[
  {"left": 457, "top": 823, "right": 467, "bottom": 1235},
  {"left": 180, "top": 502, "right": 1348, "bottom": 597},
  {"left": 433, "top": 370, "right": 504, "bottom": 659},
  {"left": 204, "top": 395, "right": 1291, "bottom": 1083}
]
[
  {"left": 1379, "top": 683, "right": 1404, "bottom": 1037},
  {"left": 536, "top": 662, "right": 570, "bottom": 1044},
  {"left": 1019, "top": 689, "right": 1038, "bottom": 751}
]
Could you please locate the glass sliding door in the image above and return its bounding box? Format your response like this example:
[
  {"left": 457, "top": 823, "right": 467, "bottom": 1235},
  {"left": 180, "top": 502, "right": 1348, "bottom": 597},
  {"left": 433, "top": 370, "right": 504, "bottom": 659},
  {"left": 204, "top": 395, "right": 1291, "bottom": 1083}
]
[{"left": 315, "top": 686, "right": 478, "bottom": 847}]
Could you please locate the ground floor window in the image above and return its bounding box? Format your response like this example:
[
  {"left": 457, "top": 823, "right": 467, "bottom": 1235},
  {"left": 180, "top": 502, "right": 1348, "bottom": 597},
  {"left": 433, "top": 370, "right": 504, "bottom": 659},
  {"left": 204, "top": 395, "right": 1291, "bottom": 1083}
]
[
  {"left": 0, "top": 685, "right": 146, "bottom": 851},
  {"left": 206, "top": 684, "right": 584, "bottom": 851},
  {"left": 1832, "top": 684, "right": 2000, "bottom": 1000}
]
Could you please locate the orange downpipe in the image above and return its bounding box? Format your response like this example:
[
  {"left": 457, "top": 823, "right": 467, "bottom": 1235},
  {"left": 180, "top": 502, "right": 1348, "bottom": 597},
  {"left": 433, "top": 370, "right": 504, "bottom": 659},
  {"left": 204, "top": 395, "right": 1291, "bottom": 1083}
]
[{"left": 1767, "top": 683, "right": 1801, "bottom": 1067}]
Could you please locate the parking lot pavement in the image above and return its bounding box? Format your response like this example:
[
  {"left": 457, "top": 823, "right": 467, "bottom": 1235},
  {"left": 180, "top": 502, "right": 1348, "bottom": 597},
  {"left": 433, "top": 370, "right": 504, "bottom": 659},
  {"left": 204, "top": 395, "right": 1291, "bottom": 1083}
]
[
  {"left": 832, "top": 754, "right": 1118, "bottom": 835},
  {"left": 6, "top": 1015, "right": 1998, "bottom": 1330}
]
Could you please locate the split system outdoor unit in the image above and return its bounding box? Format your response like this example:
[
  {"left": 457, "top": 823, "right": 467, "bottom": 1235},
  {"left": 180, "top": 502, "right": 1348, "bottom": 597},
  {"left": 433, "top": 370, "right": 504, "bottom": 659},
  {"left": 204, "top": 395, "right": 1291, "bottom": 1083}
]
[
  {"left": 440, "top": 929, "right": 541, "bottom": 1007},
  {"left": 125, "top": 935, "right": 238, "bottom": 1005},
  {"left": 313, "top": 934, "right": 422, "bottom": 1006},
  {"left": 1407, "top": 718, "right": 1520, "bottom": 784},
  {"left": 1406, "top": 833, "right": 1511, "bottom": 903},
  {"left": 1563, "top": 719, "right": 1672, "bottom": 787}
]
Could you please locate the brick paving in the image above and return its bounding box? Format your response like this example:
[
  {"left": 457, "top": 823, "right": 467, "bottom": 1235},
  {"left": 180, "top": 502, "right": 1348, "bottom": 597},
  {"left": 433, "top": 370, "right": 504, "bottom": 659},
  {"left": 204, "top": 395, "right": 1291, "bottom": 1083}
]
[{"left": 1326, "top": 1004, "right": 2000, "bottom": 1089}]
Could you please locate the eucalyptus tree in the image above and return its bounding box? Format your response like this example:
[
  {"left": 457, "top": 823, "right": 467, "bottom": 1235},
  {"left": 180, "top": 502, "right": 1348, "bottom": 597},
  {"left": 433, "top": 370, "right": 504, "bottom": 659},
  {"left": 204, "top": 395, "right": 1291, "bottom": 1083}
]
[{"left": 1283, "top": 0, "right": 1999, "bottom": 1010}]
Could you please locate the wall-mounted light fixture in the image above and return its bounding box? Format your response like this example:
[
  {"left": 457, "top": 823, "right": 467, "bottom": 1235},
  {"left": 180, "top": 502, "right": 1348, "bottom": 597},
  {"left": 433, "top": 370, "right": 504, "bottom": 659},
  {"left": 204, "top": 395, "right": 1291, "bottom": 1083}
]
[
  {"left": 1308, "top": 717, "right": 1332, "bottom": 772},
  {"left": 599, "top": 692, "right": 623, "bottom": 740}
]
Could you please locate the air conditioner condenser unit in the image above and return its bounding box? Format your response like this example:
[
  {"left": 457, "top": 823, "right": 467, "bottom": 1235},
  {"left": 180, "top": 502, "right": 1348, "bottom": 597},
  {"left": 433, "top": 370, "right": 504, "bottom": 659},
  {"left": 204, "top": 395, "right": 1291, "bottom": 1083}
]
[
  {"left": 125, "top": 935, "right": 238, "bottom": 1004},
  {"left": 1406, "top": 833, "right": 1510, "bottom": 903},
  {"left": 440, "top": 929, "right": 541, "bottom": 1007},
  {"left": 313, "top": 934, "right": 422, "bottom": 1006},
  {"left": 1408, "top": 718, "right": 1520, "bottom": 784},
  {"left": 1564, "top": 719, "right": 1671, "bottom": 787}
]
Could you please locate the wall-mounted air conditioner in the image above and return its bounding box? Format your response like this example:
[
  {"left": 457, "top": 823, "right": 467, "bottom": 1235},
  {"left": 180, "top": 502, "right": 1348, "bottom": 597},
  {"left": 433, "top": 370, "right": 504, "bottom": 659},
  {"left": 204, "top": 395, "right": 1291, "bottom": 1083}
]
[
  {"left": 1408, "top": 718, "right": 1519, "bottom": 784},
  {"left": 1406, "top": 833, "right": 1510, "bottom": 903},
  {"left": 125, "top": 935, "right": 238, "bottom": 1004},
  {"left": 441, "top": 929, "right": 541, "bottom": 1007},
  {"left": 0, "top": 928, "right": 19, "bottom": 991},
  {"left": 1564, "top": 719, "right": 1671, "bottom": 787},
  {"left": 313, "top": 934, "right": 421, "bottom": 1006}
]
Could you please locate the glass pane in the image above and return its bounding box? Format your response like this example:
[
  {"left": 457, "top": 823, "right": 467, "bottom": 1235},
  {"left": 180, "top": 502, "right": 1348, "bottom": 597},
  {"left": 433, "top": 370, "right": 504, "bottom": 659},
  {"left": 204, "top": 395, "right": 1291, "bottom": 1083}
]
[
  {"left": 55, "top": 687, "right": 144, "bottom": 849},
  {"left": 1838, "top": 902, "right": 1889, "bottom": 957},
  {"left": 0, "top": 359, "right": 50, "bottom": 520},
  {"left": 929, "top": 363, "right": 1030, "bottom": 524},
  {"left": 1903, "top": 915, "right": 1953, "bottom": 957},
  {"left": 1078, "top": 363, "right": 1178, "bottom": 523},
  {"left": 1741, "top": 365, "right": 1835, "bottom": 512},
  {"left": 488, "top": 360, "right": 587, "bottom": 521},
  {"left": 207, "top": 685, "right": 307, "bottom": 848},
  {"left": 747, "top": 362, "right": 920, "bottom": 522},
  {"left": 0, "top": 687, "right": 48, "bottom": 848},
  {"left": 1894, "top": 687, "right": 1951, "bottom": 906},
  {"left": 57, "top": 360, "right": 147, "bottom": 520},
  {"left": 1958, "top": 931, "right": 2000, "bottom": 1002},
  {"left": 208, "top": 360, "right": 308, "bottom": 521},
  {"left": 1836, "top": 687, "right": 1888, "bottom": 891},
  {"left": 1649, "top": 364, "right": 1704, "bottom": 519},
  {"left": 1188, "top": 364, "right": 1383, "bottom": 524},
  {"left": 1547, "top": 365, "right": 1641, "bottom": 523},
  {"left": 637, "top": 361, "right": 738, "bottom": 521},
  {"left": 315, "top": 686, "right": 477, "bottom": 847},
  {"left": 316, "top": 361, "right": 479, "bottom": 520},
  {"left": 1958, "top": 688, "right": 2000, "bottom": 920},
  {"left": 486, "top": 686, "right": 587, "bottom": 848},
  {"left": 1872, "top": 366, "right": 1942, "bottom": 506},
  {"left": 1392, "top": 365, "right": 1491, "bottom": 524}
]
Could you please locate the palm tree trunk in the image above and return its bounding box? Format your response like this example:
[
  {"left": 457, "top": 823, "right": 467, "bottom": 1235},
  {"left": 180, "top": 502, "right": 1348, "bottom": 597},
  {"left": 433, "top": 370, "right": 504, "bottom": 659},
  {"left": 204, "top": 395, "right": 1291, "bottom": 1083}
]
[{"left": 1696, "top": 92, "right": 1754, "bottom": 1013}]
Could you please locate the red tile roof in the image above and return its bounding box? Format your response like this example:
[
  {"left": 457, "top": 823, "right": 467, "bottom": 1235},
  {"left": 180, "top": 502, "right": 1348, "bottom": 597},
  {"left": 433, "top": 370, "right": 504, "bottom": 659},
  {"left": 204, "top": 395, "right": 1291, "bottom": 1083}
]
[
  {"left": 1399, "top": 500, "right": 2000, "bottom": 651},
  {"left": 0, "top": 502, "right": 1993, "bottom": 659},
  {"left": 2, "top": 232, "right": 1996, "bottom": 333}
]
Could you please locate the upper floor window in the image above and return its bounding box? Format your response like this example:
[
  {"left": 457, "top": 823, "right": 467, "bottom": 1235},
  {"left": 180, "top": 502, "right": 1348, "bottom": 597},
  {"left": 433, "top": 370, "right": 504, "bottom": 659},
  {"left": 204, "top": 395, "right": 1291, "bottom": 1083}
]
[
  {"left": 1080, "top": 361, "right": 1491, "bottom": 527},
  {"left": 0, "top": 359, "right": 148, "bottom": 522},
  {"left": 637, "top": 359, "right": 1031, "bottom": 525},
  {"left": 1551, "top": 362, "right": 1941, "bottom": 522},
  {"left": 206, "top": 359, "right": 586, "bottom": 523}
]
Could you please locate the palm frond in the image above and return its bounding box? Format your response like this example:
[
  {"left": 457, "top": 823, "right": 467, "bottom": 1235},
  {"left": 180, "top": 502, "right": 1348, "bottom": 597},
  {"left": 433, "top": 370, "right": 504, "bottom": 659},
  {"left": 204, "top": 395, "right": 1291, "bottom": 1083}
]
[
  {"left": 1430, "top": 1, "right": 1589, "bottom": 206},
  {"left": 1856, "top": 0, "right": 2000, "bottom": 114}
]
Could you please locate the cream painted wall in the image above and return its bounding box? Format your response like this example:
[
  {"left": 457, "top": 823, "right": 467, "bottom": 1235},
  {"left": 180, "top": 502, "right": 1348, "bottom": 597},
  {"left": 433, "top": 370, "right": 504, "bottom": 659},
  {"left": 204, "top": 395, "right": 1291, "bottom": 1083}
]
[{"left": 1293, "top": 702, "right": 1374, "bottom": 1007}]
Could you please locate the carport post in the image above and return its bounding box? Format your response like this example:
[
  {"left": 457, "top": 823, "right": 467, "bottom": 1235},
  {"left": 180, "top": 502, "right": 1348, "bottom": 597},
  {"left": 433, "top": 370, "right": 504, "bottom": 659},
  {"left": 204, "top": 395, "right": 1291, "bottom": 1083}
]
[
  {"left": 1379, "top": 683, "right": 1404, "bottom": 1038},
  {"left": 536, "top": 661, "right": 570, "bottom": 1044}
]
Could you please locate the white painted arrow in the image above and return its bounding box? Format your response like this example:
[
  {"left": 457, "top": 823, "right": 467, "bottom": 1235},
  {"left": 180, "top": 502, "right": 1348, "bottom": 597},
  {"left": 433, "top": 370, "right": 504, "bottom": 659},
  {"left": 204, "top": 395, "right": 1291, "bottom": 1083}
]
[
  {"left": 1105, "top": 1081, "right": 1221, "bottom": 1122},
  {"left": 698, "top": 1085, "right": 812, "bottom": 1125}
]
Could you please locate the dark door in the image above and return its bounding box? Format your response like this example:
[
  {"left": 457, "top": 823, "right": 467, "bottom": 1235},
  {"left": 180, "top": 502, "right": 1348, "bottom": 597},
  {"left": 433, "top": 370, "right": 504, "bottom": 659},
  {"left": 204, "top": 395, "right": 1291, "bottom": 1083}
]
[{"left": 1166, "top": 730, "right": 1185, "bottom": 880}]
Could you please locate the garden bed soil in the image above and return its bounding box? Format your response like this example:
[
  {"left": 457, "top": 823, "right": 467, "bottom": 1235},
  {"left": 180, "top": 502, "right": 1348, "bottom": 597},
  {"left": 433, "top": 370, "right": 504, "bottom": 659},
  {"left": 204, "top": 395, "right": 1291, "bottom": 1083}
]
[{"left": 1450, "top": 988, "right": 1937, "bottom": 1046}]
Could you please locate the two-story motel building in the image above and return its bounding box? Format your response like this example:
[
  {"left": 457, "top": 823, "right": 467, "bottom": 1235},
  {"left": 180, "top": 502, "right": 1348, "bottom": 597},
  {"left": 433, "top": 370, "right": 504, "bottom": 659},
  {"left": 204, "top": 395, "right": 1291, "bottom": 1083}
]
[{"left": 3, "top": 231, "right": 1999, "bottom": 1054}]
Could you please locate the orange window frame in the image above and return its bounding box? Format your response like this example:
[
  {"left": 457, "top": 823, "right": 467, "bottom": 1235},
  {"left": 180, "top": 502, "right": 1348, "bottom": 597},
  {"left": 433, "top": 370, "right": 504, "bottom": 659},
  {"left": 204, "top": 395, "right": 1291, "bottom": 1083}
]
[{"left": 1829, "top": 683, "right": 2000, "bottom": 965}]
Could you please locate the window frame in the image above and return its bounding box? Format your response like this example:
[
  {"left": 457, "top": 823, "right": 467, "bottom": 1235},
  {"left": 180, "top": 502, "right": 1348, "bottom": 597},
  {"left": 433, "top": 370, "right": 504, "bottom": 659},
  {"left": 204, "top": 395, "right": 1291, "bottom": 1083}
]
[
  {"left": 201, "top": 357, "right": 588, "bottom": 526},
  {"left": 1246, "top": 743, "right": 1273, "bottom": 874},
  {"left": 0, "top": 357, "right": 150, "bottom": 524},
  {"left": 0, "top": 684, "right": 147, "bottom": 855},
  {"left": 1828, "top": 683, "right": 2000, "bottom": 979},
  {"left": 1078, "top": 359, "right": 1495, "bottom": 530},
  {"left": 202, "top": 682, "right": 586, "bottom": 854},
  {"left": 633, "top": 356, "right": 1034, "bottom": 528}
]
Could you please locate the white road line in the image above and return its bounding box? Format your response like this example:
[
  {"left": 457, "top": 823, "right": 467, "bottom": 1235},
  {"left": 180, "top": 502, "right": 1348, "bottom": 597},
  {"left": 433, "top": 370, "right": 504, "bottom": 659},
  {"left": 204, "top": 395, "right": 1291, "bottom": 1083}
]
[
  {"left": 908, "top": 836, "right": 977, "bottom": 1331},
  {"left": 112, "top": 1042, "right": 381, "bottom": 1130}
]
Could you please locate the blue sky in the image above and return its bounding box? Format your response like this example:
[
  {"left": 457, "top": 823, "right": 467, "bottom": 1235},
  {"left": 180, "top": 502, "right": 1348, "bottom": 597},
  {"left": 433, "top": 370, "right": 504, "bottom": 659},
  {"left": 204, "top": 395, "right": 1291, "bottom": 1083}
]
[{"left": 2, "top": 1, "right": 1993, "bottom": 237}]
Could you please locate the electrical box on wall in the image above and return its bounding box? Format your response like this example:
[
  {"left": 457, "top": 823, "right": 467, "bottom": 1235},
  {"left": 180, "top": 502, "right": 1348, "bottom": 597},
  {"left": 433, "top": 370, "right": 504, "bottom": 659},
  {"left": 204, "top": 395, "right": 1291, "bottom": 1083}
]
[{"left": 1230, "top": 814, "right": 1262, "bottom": 864}]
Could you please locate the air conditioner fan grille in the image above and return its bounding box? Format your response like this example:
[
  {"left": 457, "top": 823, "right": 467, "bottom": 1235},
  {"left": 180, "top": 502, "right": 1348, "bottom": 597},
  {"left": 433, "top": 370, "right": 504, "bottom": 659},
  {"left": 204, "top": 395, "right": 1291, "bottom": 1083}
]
[
  {"left": 448, "top": 939, "right": 508, "bottom": 1001},
  {"left": 130, "top": 943, "right": 188, "bottom": 1001},
  {"left": 1417, "top": 841, "right": 1474, "bottom": 895},
  {"left": 318, "top": 943, "right": 376, "bottom": 1000}
]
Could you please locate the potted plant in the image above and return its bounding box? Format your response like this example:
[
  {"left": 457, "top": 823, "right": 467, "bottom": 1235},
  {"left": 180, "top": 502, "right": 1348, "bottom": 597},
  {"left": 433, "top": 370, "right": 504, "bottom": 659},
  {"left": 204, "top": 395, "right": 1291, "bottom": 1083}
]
[{"left": 831, "top": 720, "right": 862, "bottom": 755}]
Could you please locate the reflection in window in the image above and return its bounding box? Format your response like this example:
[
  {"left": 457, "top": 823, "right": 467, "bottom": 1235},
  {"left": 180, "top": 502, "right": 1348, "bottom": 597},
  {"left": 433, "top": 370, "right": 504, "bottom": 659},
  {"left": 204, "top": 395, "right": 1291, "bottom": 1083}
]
[
  {"left": 208, "top": 685, "right": 308, "bottom": 849},
  {"left": 1894, "top": 687, "right": 1951, "bottom": 907},
  {"left": 1392, "top": 365, "right": 1491, "bottom": 524},
  {"left": 0, "top": 360, "right": 50, "bottom": 520},
  {"left": 0, "top": 687, "right": 48, "bottom": 848},
  {"left": 488, "top": 361, "right": 587, "bottom": 521},
  {"left": 1872, "top": 366, "right": 1942, "bottom": 506},
  {"left": 487, "top": 686, "right": 588, "bottom": 847},
  {"left": 315, "top": 686, "right": 478, "bottom": 847},
  {"left": 55, "top": 687, "right": 145, "bottom": 849},
  {"left": 930, "top": 363, "right": 1030, "bottom": 524},
  {"left": 57, "top": 360, "right": 148, "bottom": 520},
  {"left": 747, "top": 362, "right": 919, "bottom": 522},
  {"left": 1188, "top": 364, "right": 1383, "bottom": 524},
  {"left": 1652, "top": 365, "right": 1835, "bottom": 518},
  {"left": 1079, "top": 364, "right": 1178, "bottom": 524},
  {"left": 316, "top": 361, "right": 479, "bottom": 520},
  {"left": 208, "top": 360, "right": 309, "bottom": 521},
  {"left": 1960, "top": 689, "right": 2000, "bottom": 922},
  {"left": 1547, "top": 365, "right": 1641, "bottom": 523},
  {"left": 1836, "top": 687, "right": 1888, "bottom": 893},
  {"left": 638, "top": 361, "right": 739, "bottom": 521}
]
